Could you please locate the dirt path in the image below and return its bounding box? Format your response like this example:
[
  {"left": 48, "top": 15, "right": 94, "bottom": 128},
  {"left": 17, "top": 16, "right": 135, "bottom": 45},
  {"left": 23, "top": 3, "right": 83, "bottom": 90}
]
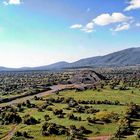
[
  {"left": 1, "top": 108, "right": 37, "bottom": 140},
  {"left": 88, "top": 135, "right": 111, "bottom": 140},
  {"left": 1, "top": 125, "right": 18, "bottom": 140},
  {"left": 0, "top": 84, "right": 77, "bottom": 107},
  {"left": 0, "top": 84, "right": 81, "bottom": 139}
]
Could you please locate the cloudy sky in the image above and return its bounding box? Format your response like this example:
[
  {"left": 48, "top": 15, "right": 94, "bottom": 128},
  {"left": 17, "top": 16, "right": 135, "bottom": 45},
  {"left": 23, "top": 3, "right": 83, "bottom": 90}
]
[{"left": 0, "top": 0, "right": 140, "bottom": 68}]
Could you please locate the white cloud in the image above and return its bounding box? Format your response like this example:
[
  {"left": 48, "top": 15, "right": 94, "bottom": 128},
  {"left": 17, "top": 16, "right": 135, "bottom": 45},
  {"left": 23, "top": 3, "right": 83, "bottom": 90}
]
[
  {"left": 124, "top": 0, "right": 140, "bottom": 11},
  {"left": 93, "top": 13, "right": 131, "bottom": 26},
  {"left": 86, "top": 22, "right": 94, "bottom": 29},
  {"left": 3, "top": 0, "right": 21, "bottom": 5},
  {"left": 112, "top": 23, "right": 130, "bottom": 32},
  {"left": 70, "top": 24, "right": 83, "bottom": 29},
  {"left": 70, "top": 13, "right": 132, "bottom": 33},
  {"left": 81, "top": 28, "right": 93, "bottom": 33},
  {"left": 136, "top": 23, "right": 140, "bottom": 26},
  {"left": 81, "top": 22, "right": 94, "bottom": 33},
  {"left": 70, "top": 23, "right": 94, "bottom": 33}
]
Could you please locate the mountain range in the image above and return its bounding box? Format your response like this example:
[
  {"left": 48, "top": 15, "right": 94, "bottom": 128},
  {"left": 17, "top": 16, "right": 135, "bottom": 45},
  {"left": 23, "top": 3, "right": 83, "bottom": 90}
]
[{"left": 0, "top": 47, "right": 140, "bottom": 71}]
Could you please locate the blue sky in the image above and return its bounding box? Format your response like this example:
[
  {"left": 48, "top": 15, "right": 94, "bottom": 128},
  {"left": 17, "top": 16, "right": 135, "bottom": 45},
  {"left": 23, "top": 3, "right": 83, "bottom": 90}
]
[{"left": 0, "top": 0, "right": 140, "bottom": 67}]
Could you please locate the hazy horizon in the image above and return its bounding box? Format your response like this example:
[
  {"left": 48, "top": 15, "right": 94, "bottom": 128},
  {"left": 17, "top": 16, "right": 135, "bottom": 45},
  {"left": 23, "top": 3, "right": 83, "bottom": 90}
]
[{"left": 0, "top": 0, "right": 140, "bottom": 68}]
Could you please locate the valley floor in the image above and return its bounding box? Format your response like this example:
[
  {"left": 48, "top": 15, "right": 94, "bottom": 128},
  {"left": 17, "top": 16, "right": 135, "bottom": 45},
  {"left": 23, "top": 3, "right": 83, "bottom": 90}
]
[{"left": 1, "top": 85, "right": 140, "bottom": 140}]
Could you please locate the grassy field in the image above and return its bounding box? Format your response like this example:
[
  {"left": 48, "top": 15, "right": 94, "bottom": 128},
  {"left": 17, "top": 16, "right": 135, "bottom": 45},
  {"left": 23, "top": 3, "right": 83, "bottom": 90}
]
[
  {"left": 0, "top": 125, "right": 15, "bottom": 139},
  {"left": 1, "top": 86, "right": 140, "bottom": 140}
]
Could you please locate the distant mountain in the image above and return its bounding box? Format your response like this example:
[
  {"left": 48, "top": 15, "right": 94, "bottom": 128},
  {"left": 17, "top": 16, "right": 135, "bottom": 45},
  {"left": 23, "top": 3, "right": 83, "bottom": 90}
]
[
  {"left": 0, "top": 67, "right": 9, "bottom": 71},
  {"left": 0, "top": 47, "right": 140, "bottom": 71},
  {"left": 68, "top": 47, "right": 140, "bottom": 68},
  {"left": 29, "top": 61, "right": 69, "bottom": 70},
  {"left": 0, "top": 61, "right": 69, "bottom": 71}
]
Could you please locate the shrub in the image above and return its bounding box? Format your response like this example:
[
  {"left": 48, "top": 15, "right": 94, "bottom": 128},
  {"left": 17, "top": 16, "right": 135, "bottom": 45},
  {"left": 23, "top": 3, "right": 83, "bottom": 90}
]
[
  {"left": 87, "top": 117, "right": 96, "bottom": 123},
  {"left": 67, "top": 113, "right": 78, "bottom": 120},
  {"left": 14, "top": 131, "right": 30, "bottom": 139},
  {"left": 113, "top": 117, "right": 132, "bottom": 138},
  {"left": 47, "top": 107, "right": 53, "bottom": 111},
  {"left": 24, "top": 115, "right": 39, "bottom": 125},
  {"left": 1, "top": 112, "right": 22, "bottom": 125},
  {"left": 136, "top": 129, "right": 140, "bottom": 138},
  {"left": 53, "top": 109, "right": 63, "bottom": 115},
  {"left": 44, "top": 115, "right": 51, "bottom": 121},
  {"left": 95, "top": 111, "right": 118, "bottom": 123},
  {"left": 42, "top": 122, "right": 67, "bottom": 136},
  {"left": 68, "top": 125, "right": 91, "bottom": 139}
]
